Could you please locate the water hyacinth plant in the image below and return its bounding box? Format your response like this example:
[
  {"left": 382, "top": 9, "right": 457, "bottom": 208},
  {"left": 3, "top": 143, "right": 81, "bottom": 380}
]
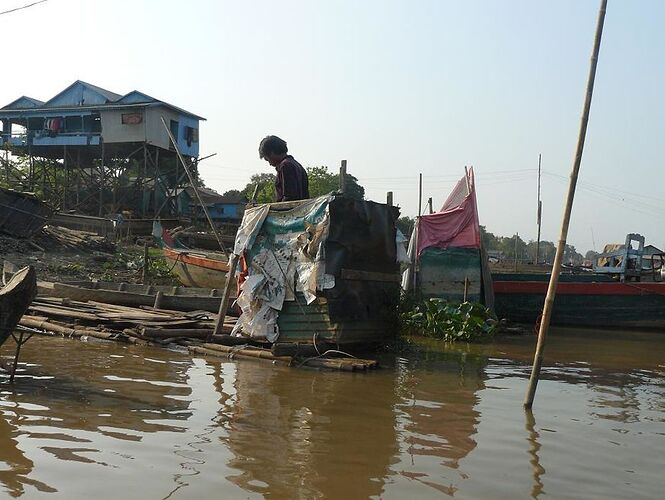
[{"left": 400, "top": 297, "right": 497, "bottom": 342}]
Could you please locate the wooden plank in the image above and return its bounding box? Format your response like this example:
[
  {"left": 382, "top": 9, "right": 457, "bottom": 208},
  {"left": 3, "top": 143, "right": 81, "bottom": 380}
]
[{"left": 340, "top": 268, "right": 400, "bottom": 283}]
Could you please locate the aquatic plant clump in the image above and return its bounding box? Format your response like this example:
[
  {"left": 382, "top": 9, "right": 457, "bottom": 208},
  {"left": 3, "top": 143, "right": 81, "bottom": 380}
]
[{"left": 400, "top": 297, "right": 497, "bottom": 342}]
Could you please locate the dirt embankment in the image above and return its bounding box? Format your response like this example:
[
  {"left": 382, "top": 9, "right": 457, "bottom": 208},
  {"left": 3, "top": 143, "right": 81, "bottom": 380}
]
[{"left": 1, "top": 231, "right": 177, "bottom": 285}]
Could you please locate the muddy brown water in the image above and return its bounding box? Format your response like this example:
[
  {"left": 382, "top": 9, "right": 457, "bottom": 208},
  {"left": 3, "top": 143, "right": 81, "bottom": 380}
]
[{"left": 0, "top": 328, "right": 663, "bottom": 499}]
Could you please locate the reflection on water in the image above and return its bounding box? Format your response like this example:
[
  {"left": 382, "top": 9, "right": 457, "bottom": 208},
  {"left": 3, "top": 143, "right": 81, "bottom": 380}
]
[{"left": 0, "top": 329, "right": 663, "bottom": 498}]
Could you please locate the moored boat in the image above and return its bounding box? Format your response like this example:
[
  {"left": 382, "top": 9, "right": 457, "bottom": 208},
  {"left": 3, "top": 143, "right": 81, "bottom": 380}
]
[
  {"left": 493, "top": 235, "right": 665, "bottom": 329},
  {"left": 162, "top": 246, "right": 229, "bottom": 289},
  {"left": 38, "top": 280, "right": 232, "bottom": 314},
  {"left": 493, "top": 274, "right": 665, "bottom": 329},
  {"left": 0, "top": 266, "right": 37, "bottom": 348}
]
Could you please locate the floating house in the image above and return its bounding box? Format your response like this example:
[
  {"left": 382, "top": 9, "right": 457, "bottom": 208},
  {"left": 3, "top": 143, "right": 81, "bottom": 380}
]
[{"left": 0, "top": 81, "right": 204, "bottom": 217}]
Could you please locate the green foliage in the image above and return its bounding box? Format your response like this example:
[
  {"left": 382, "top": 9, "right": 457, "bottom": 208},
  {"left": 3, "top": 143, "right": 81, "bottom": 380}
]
[
  {"left": 221, "top": 189, "right": 247, "bottom": 202},
  {"left": 480, "top": 225, "right": 583, "bottom": 265},
  {"left": 241, "top": 173, "right": 276, "bottom": 202},
  {"left": 396, "top": 216, "right": 415, "bottom": 237},
  {"left": 400, "top": 296, "right": 497, "bottom": 342}
]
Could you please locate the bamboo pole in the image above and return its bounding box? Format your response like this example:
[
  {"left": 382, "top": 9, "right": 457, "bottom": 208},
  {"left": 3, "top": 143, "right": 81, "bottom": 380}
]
[
  {"left": 536, "top": 154, "right": 542, "bottom": 264},
  {"left": 524, "top": 0, "right": 608, "bottom": 409},
  {"left": 418, "top": 173, "right": 423, "bottom": 216},
  {"left": 160, "top": 116, "right": 227, "bottom": 253},
  {"left": 339, "top": 160, "right": 347, "bottom": 194},
  {"left": 213, "top": 253, "right": 239, "bottom": 336}
]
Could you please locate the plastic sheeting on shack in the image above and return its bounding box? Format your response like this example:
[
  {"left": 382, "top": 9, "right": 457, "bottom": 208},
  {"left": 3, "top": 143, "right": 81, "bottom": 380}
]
[{"left": 232, "top": 194, "right": 401, "bottom": 345}]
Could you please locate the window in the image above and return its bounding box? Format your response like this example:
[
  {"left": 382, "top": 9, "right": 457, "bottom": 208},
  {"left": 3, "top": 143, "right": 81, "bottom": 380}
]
[{"left": 184, "top": 126, "right": 199, "bottom": 146}]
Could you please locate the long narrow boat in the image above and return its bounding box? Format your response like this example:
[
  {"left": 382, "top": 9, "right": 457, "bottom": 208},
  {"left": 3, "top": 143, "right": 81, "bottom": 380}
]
[
  {"left": 492, "top": 234, "right": 665, "bottom": 330},
  {"left": 162, "top": 247, "right": 229, "bottom": 289},
  {"left": 38, "top": 280, "right": 232, "bottom": 313},
  {"left": 493, "top": 273, "right": 665, "bottom": 329},
  {"left": 0, "top": 266, "right": 37, "bottom": 347}
]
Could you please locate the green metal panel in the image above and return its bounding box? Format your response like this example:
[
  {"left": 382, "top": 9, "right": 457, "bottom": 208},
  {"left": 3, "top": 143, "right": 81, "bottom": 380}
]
[
  {"left": 418, "top": 247, "right": 481, "bottom": 302},
  {"left": 277, "top": 297, "right": 395, "bottom": 345}
]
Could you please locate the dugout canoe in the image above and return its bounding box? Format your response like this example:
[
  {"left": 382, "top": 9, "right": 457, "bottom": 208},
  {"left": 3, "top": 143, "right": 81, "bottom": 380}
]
[{"left": 0, "top": 266, "right": 37, "bottom": 347}]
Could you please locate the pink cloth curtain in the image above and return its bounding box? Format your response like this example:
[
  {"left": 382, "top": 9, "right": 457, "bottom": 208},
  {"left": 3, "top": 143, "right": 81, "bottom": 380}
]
[{"left": 416, "top": 168, "right": 480, "bottom": 256}]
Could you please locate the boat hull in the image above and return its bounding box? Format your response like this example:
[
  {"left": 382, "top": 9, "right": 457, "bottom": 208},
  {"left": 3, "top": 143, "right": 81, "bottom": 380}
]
[
  {"left": 40, "top": 281, "right": 228, "bottom": 313},
  {"left": 0, "top": 266, "right": 37, "bottom": 347},
  {"left": 163, "top": 247, "right": 229, "bottom": 289},
  {"left": 493, "top": 279, "right": 665, "bottom": 329}
]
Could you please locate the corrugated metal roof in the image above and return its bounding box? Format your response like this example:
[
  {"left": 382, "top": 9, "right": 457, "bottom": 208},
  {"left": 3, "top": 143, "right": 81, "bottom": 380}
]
[
  {"left": 1, "top": 96, "right": 45, "bottom": 110},
  {"left": 1, "top": 81, "right": 205, "bottom": 120}
]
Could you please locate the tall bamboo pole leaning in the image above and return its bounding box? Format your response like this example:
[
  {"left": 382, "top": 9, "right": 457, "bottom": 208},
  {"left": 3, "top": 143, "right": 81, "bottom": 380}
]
[
  {"left": 160, "top": 117, "right": 227, "bottom": 253},
  {"left": 524, "top": 0, "right": 608, "bottom": 409}
]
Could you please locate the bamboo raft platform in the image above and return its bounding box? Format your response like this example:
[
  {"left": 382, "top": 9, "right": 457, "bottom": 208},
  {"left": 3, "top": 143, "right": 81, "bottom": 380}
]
[{"left": 16, "top": 295, "right": 379, "bottom": 372}]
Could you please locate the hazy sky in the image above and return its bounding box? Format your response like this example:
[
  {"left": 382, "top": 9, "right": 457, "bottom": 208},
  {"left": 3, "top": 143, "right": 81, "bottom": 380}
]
[{"left": 2, "top": 0, "right": 663, "bottom": 252}]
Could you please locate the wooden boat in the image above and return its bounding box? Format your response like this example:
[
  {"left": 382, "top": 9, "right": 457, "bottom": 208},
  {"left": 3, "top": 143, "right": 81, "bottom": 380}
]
[
  {"left": 162, "top": 247, "right": 230, "bottom": 289},
  {"left": 493, "top": 234, "right": 665, "bottom": 330},
  {"left": 493, "top": 273, "right": 665, "bottom": 329},
  {"left": 0, "top": 266, "right": 37, "bottom": 347},
  {"left": 38, "top": 280, "right": 233, "bottom": 314}
]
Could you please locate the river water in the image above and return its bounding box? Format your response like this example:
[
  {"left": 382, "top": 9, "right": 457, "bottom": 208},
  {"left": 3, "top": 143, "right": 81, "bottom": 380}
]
[{"left": 0, "top": 328, "right": 663, "bottom": 499}]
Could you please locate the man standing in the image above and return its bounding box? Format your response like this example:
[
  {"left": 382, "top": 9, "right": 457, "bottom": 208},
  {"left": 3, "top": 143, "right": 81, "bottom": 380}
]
[{"left": 259, "top": 135, "right": 309, "bottom": 202}]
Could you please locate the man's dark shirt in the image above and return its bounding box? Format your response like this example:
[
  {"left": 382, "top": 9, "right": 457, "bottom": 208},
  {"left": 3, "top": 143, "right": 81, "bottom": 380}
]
[{"left": 274, "top": 155, "right": 310, "bottom": 202}]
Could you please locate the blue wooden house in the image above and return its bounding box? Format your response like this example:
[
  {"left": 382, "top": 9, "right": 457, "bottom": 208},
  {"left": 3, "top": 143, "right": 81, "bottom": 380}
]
[
  {"left": 0, "top": 81, "right": 205, "bottom": 217},
  {"left": 185, "top": 187, "right": 246, "bottom": 221}
]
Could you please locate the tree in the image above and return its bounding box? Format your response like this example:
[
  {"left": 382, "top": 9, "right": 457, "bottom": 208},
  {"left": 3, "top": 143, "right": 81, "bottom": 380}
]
[
  {"left": 222, "top": 189, "right": 247, "bottom": 202},
  {"left": 396, "top": 216, "right": 415, "bottom": 237},
  {"left": 585, "top": 250, "right": 600, "bottom": 262},
  {"left": 241, "top": 173, "right": 276, "bottom": 203},
  {"left": 307, "top": 165, "right": 364, "bottom": 199}
]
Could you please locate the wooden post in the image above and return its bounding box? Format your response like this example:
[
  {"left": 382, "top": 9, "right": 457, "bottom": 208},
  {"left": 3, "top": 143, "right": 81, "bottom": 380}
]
[
  {"left": 514, "top": 232, "right": 519, "bottom": 272},
  {"left": 536, "top": 153, "right": 542, "bottom": 264},
  {"left": 463, "top": 276, "right": 469, "bottom": 302},
  {"left": 418, "top": 173, "right": 423, "bottom": 216},
  {"left": 250, "top": 183, "right": 260, "bottom": 203},
  {"left": 339, "top": 160, "right": 347, "bottom": 194},
  {"left": 386, "top": 191, "right": 393, "bottom": 207},
  {"left": 427, "top": 197, "right": 433, "bottom": 214},
  {"left": 142, "top": 242, "right": 149, "bottom": 284},
  {"left": 62, "top": 145, "right": 68, "bottom": 210},
  {"left": 99, "top": 141, "right": 104, "bottom": 216},
  {"left": 524, "top": 0, "right": 607, "bottom": 409},
  {"left": 213, "top": 253, "right": 239, "bottom": 336},
  {"left": 153, "top": 291, "right": 164, "bottom": 309}
]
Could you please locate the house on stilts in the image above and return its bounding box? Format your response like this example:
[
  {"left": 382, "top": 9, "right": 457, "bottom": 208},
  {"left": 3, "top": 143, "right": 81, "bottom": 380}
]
[{"left": 0, "top": 80, "right": 204, "bottom": 220}]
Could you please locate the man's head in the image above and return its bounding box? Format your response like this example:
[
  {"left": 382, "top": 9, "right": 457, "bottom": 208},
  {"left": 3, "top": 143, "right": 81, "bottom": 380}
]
[{"left": 259, "top": 135, "right": 288, "bottom": 167}]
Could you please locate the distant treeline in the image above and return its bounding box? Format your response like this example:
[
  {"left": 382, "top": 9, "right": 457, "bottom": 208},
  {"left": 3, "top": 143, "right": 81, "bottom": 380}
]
[{"left": 395, "top": 217, "right": 593, "bottom": 265}]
